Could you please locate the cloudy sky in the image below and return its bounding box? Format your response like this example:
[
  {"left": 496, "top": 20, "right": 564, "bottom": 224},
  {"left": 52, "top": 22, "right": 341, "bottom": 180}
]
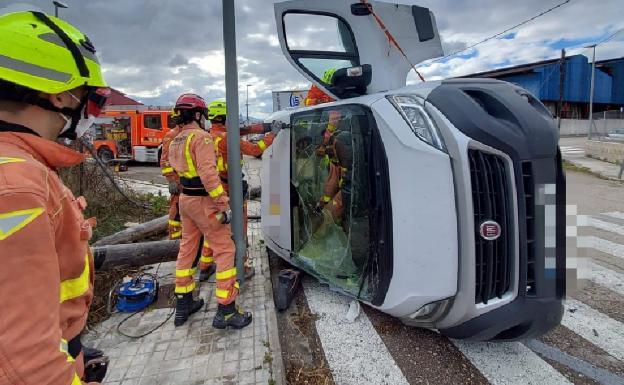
[{"left": 1, "top": 0, "right": 623, "bottom": 118}]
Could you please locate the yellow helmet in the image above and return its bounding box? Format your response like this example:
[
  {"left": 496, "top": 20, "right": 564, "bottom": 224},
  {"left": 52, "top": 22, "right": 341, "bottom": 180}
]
[
  {"left": 208, "top": 100, "right": 226, "bottom": 120},
  {"left": 321, "top": 68, "right": 337, "bottom": 85},
  {"left": 0, "top": 11, "right": 106, "bottom": 94}
]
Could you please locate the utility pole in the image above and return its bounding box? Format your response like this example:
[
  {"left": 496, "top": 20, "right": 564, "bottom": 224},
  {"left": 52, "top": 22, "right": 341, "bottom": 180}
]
[
  {"left": 246, "top": 84, "right": 251, "bottom": 125},
  {"left": 222, "top": 0, "right": 246, "bottom": 284},
  {"left": 52, "top": 1, "right": 68, "bottom": 17},
  {"left": 586, "top": 44, "right": 596, "bottom": 140},
  {"left": 557, "top": 48, "right": 566, "bottom": 131}
]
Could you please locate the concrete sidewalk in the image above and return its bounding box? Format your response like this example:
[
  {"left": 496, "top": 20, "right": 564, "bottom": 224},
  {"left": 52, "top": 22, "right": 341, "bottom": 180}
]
[{"left": 84, "top": 221, "right": 285, "bottom": 385}]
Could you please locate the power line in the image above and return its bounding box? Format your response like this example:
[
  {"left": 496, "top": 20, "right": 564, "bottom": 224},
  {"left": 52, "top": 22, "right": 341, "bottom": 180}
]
[
  {"left": 431, "top": 0, "right": 573, "bottom": 63},
  {"left": 596, "top": 28, "right": 623, "bottom": 46}
]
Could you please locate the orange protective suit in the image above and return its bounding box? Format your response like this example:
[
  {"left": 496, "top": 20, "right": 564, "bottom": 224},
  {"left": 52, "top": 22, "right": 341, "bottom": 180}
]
[
  {"left": 168, "top": 124, "right": 238, "bottom": 305},
  {"left": 210, "top": 121, "right": 265, "bottom": 136},
  {"left": 160, "top": 126, "right": 182, "bottom": 239},
  {"left": 317, "top": 111, "right": 350, "bottom": 220},
  {"left": 304, "top": 84, "right": 334, "bottom": 106},
  {"left": 0, "top": 128, "right": 97, "bottom": 385}
]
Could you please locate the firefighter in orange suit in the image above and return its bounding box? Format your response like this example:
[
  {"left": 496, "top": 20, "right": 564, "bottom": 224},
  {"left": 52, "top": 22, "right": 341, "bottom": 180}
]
[
  {"left": 206, "top": 102, "right": 275, "bottom": 279},
  {"left": 160, "top": 124, "right": 182, "bottom": 239},
  {"left": 0, "top": 11, "right": 110, "bottom": 384},
  {"left": 168, "top": 93, "right": 252, "bottom": 329},
  {"left": 161, "top": 124, "right": 216, "bottom": 282}
]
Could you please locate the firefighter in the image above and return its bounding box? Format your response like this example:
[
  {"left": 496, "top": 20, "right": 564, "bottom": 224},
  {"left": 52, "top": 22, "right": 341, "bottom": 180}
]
[
  {"left": 207, "top": 100, "right": 265, "bottom": 136},
  {"left": 161, "top": 119, "right": 216, "bottom": 282},
  {"left": 0, "top": 11, "right": 109, "bottom": 384},
  {"left": 160, "top": 123, "right": 182, "bottom": 240},
  {"left": 316, "top": 110, "right": 352, "bottom": 223},
  {"left": 304, "top": 68, "right": 336, "bottom": 106},
  {"left": 168, "top": 93, "right": 252, "bottom": 329},
  {"left": 207, "top": 102, "right": 276, "bottom": 279}
]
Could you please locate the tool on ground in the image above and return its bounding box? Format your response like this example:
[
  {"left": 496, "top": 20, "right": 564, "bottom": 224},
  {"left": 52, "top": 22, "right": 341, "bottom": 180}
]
[
  {"left": 274, "top": 268, "right": 302, "bottom": 311},
  {"left": 108, "top": 273, "right": 159, "bottom": 313}
]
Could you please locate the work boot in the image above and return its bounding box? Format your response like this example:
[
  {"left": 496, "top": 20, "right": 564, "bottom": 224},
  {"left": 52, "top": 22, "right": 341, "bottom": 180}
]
[
  {"left": 174, "top": 293, "right": 204, "bottom": 327},
  {"left": 199, "top": 265, "right": 216, "bottom": 282},
  {"left": 212, "top": 302, "right": 253, "bottom": 330}
]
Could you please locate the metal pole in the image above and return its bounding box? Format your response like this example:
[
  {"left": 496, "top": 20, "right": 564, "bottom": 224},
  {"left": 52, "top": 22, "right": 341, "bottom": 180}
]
[
  {"left": 222, "top": 0, "right": 246, "bottom": 284},
  {"left": 557, "top": 49, "right": 566, "bottom": 131},
  {"left": 246, "top": 85, "right": 250, "bottom": 125},
  {"left": 54, "top": 6, "right": 58, "bottom": 17},
  {"left": 587, "top": 44, "right": 596, "bottom": 140}
]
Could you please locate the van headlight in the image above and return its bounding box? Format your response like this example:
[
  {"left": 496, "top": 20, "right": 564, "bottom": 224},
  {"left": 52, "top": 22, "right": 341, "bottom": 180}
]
[{"left": 388, "top": 95, "right": 446, "bottom": 152}]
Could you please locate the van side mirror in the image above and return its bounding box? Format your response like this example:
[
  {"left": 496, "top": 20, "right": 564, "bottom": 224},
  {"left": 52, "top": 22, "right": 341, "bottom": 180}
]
[{"left": 329, "top": 64, "right": 372, "bottom": 99}]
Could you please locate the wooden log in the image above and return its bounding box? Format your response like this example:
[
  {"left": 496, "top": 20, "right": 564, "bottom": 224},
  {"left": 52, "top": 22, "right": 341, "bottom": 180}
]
[
  {"left": 92, "top": 215, "right": 168, "bottom": 247},
  {"left": 93, "top": 240, "right": 179, "bottom": 270}
]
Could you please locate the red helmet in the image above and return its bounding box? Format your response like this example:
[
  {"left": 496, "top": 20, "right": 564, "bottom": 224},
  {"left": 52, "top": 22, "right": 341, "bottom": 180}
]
[{"left": 174, "top": 93, "right": 208, "bottom": 110}]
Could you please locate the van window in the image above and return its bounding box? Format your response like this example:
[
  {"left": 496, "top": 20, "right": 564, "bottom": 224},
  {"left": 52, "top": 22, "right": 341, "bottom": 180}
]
[
  {"left": 283, "top": 12, "right": 359, "bottom": 87},
  {"left": 143, "top": 114, "right": 162, "bottom": 130},
  {"left": 290, "top": 104, "right": 375, "bottom": 300}
]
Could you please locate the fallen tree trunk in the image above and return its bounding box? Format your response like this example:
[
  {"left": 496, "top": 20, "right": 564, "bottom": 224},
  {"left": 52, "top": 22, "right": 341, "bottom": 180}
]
[
  {"left": 93, "top": 215, "right": 168, "bottom": 247},
  {"left": 93, "top": 240, "right": 179, "bottom": 270}
]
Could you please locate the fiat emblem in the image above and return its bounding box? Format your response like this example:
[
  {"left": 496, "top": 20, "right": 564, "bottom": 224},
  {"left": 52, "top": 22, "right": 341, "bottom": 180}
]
[{"left": 480, "top": 220, "right": 501, "bottom": 241}]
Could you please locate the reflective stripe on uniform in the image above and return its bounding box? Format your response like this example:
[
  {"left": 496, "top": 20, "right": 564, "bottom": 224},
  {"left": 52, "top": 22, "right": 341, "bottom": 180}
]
[
  {"left": 0, "top": 156, "right": 25, "bottom": 165},
  {"left": 216, "top": 268, "right": 236, "bottom": 280},
  {"left": 60, "top": 254, "right": 90, "bottom": 303},
  {"left": 178, "top": 133, "right": 199, "bottom": 178},
  {"left": 171, "top": 231, "right": 182, "bottom": 239},
  {"left": 175, "top": 268, "right": 197, "bottom": 278},
  {"left": 214, "top": 136, "right": 228, "bottom": 173},
  {"left": 71, "top": 374, "right": 82, "bottom": 385},
  {"left": 0, "top": 207, "right": 44, "bottom": 241},
  {"left": 175, "top": 281, "right": 196, "bottom": 294},
  {"left": 200, "top": 255, "right": 214, "bottom": 264},
  {"left": 203, "top": 240, "right": 210, "bottom": 248},
  {"left": 215, "top": 281, "right": 240, "bottom": 299},
  {"left": 321, "top": 195, "right": 332, "bottom": 203},
  {"left": 257, "top": 140, "right": 267, "bottom": 151},
  {"left": 161, "top": 167, "right": 174, "bottom": 175},
  {"left": 209, "top": 185, "right": 225, "bottom": 198},
  {"left": 168, "top": 219, "right": 181, "bottom": 226}
]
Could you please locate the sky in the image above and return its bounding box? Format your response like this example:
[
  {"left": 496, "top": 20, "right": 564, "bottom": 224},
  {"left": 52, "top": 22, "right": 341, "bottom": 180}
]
[{"left": 1, "top": 0, "right": 623, "bottom": 118}]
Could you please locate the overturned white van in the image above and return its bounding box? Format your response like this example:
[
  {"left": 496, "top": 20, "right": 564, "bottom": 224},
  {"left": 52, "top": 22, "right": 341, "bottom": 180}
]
[{"left": 261, "top": 0, "right": 566, "bottom": 341}]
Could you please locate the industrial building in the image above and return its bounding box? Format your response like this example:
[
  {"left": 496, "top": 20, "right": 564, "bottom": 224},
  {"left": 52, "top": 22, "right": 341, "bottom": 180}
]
[{"left": 465, "top": 54, "right": 624, "bottom": 119}]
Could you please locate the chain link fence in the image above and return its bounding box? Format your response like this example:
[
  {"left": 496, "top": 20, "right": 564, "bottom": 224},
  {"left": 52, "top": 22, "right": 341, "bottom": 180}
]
[{"left": 588, "top": 109, "right": 624, "bottom": 140}]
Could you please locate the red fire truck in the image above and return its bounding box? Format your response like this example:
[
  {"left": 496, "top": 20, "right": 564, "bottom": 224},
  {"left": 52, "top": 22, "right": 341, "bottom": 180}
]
[{"left": 92, "top": 107, "right": 175, "bottom": 163}]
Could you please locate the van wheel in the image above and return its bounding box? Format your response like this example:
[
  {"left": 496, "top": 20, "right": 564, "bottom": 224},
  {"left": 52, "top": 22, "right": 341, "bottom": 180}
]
[{"left": 97, "top": 147, "right": 114, "bottom": 162}]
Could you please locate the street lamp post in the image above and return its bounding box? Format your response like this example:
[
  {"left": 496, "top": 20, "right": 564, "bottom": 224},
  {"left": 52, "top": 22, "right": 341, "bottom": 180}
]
[
  {"left": 586, "top": 44, "right": 596, "bottom": 140},
  {"left": 246, "top": 84, "right": 251, "bottom": 125},
  {"left": 52, "top": 1, "right": 68, "bottom": 17}
]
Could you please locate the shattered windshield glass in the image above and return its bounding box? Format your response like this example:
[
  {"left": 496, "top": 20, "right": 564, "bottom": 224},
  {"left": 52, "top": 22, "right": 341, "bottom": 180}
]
[{"left": 290, "top": 105, "right": 375, "bottom": 300}]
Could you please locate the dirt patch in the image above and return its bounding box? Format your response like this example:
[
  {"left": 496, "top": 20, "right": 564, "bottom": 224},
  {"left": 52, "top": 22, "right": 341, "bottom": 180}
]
[
  {"left": 268, "top": 251, "right": 336, "bottom": 385},
  {"left": 573, "top": 281, "right": 624, "bottom": 323},
  {"left": 364, "top": 308, "right": 489, "bottom": 385},
  {"left": 540, "top": 326, "right": 624, "bottom": 376}
]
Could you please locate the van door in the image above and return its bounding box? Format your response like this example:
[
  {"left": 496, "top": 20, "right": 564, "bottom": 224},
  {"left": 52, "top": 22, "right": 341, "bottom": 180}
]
[{"left": 274, "top": 0, "right": 443, "bottom": 97}]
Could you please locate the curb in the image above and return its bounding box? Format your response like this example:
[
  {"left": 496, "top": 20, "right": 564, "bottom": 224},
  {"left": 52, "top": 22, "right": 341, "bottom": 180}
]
[
  {"left": 565, "top": 158, "right": 623, "bottom": 182},
  {"left": 261, "top": 246, "right": 286, "bottom": 385}
]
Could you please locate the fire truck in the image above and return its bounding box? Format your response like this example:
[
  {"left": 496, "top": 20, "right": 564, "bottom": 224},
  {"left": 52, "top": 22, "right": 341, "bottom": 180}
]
[{"left": 92, "top": 107, "right": 175, "bottom": 163}]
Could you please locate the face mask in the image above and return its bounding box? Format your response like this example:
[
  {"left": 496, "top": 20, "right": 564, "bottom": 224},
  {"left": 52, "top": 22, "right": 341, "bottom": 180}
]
[
  {"left": 204, "top": 119, "right": 212, "bottom": 131},
  {"left": 58, "top": 92, "right": 95, "bottom": 140}
]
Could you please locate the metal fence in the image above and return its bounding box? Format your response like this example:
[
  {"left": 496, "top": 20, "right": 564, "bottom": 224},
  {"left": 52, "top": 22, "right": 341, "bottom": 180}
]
[{"left": 588, "top": 109, "right": 624, "bottom": 140}]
